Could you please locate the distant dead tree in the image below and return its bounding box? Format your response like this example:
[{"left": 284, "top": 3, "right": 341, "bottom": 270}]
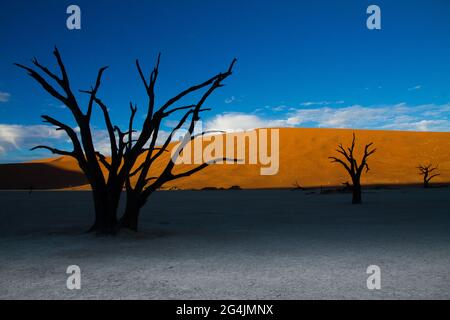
[
  {"left": 291, "top": 181, "right": 305, "bottom": 191},
  {"left": 329, "top": 133, "right": 376, "bottom": 204},
  {"left": 16, "top": 47, "right": 236, "bottom": 234},
  {"left": 417, "top": 163, "right": 440, "bottom": 188}
]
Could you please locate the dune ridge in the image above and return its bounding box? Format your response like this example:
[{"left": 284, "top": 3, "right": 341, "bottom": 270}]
[{"left": 1, "top": 128, "right": 450, "bottom": 190}]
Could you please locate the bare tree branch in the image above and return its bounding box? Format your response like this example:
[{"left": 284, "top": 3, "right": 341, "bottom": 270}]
[
  {"left": 95, "top": 152, "right": 112, "bottom": 171},
  {"left": 14, "top": 62, "right": 68, "bottom": 104},
  {"left": 30, "top": 145, "right": 74, "bottom": 157},
  {"left": 91, "top": 96, "right": 118, "bottom": 161},
  {"left": 80, "top": 66, "right": 108, "bottom": 120}
]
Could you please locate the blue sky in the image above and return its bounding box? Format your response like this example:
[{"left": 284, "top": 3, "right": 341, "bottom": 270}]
[{"left": 0, "top": 0, "right": 449, "bottom": 162}]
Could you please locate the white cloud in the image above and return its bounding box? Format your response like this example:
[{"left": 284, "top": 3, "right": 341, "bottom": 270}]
[
  {"left": 382, "top": 119, "right": 450, "bottom": 131},
  {"left": 0, "top": 121, "right": 180, "bottom": 163},
  {"left": 0, "top": 124, "right": 66, "bottom": 156},
  {"left": 300, "top": 100, "right": 344, "bottom": 106},
  {"left": 408, "top": 85, "right": 422, "bottom": 91},
  {"left": 286, "top": 103, "right": 450, "bottom": 131},
  {"left": 0, "top": 124, "right": 113, "bottom": 158},
  {"left": 83, "top": 127, "right": 173, "bottom": 156},
  {"left": 286, "top": 105, "right": 389, "bottom": 128},
  {"left": 205, "top": 113, "right": 288, "bottom": 132},
  {"left": 272, "top": 105, "right": 287, "bottom": 112},
  {"left": 90, "top": 129, "right": 111, "bottom": 155},
  {"left": 0, "top": 91, "right": 11, "bottom": 103},
  {"left": 90, "top": 128, "right": 171, "bottom": 156},
  {"left": 206, "top": 103, "right": 450, "bottom": 132},
  {"left": 224, "top": 96, "right": 236, "bottom": 104},
  {"left": 155, "top": 130, "right": 171, "bottom": 145},
  {"left": 2, "top": 102, "right": 450, "bottom": 160}
]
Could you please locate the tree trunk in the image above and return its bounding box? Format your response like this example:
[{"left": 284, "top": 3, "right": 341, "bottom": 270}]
[
  {"left": 424, "top": 178, "right": 429, "bottom": 188},
  {"left": 88, "top": 188, "right": 119, "bottom": 235},
  {"left": 352, "top": 181, "right": 362, "bottom": 204},
  {"left": 119, "top": 193, "right": 141, "bottom": 231}
]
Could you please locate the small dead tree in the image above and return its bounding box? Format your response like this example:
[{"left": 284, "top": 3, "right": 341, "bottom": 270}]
[
  {"left": 16, "top": 47, "right": 236, "bottom": 234},
  {"left": 329, "top": 133, "right": 376, "bottom": 204},
  {"left": 291, "top": 181, "right": 305, "bottom": 191},
  {"left": 418, "top": 164, "right": 440, "bottom": 188}
]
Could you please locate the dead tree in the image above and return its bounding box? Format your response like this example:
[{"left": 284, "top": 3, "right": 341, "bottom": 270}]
[
  {"left": 418, "top": 164, "right": 440, "bottom": 188},
  {"left": 291, "top": 181, "right": 305, "bottom": 191},
  {"left": 15, "top": 48, "right": 123, "bottom": 234},
  {"left": 16, "top": 47, "right": 236, "bottom": 234},
  {"left": 119, "top": 57, "right": 237, "bottom": 231},
  {"left": 329, "top": 133, "right": 376, "bottom": 204}
]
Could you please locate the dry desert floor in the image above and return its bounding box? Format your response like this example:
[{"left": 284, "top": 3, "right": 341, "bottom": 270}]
[{"left": 0, "top": 188, "right": 449, "bottom": 299}]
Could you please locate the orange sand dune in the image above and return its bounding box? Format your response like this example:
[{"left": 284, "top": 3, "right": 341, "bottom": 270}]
[{"left": 1, "top": 128, "right": 450, "bottom": 190}]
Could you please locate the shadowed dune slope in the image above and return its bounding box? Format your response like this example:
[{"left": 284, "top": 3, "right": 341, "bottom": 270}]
[
  {"left": 0, "top": 163, "right": 87, "bottom": 189},
  {"left": 1, "top": 128, "right": 450, "bottom": 190}
]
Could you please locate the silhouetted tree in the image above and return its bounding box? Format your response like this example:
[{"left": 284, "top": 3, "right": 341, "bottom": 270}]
[
  {"left": 418, "top": 163, "right": 440, "bottom": 188},
  {"left": 119, "top": 57, "right": 237, "bottom": 231},
  {"left": 16, "top": 48, "right": 236, "bottom": 234},
  {"left": 15, "top": 49, "right": 121, "bottom": 234},
  {"left": 291, "top": 181, "right": 305, "bottom": 191},
  {"left": 329, "top": 133, "right": 376, "bottom": 204}
]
